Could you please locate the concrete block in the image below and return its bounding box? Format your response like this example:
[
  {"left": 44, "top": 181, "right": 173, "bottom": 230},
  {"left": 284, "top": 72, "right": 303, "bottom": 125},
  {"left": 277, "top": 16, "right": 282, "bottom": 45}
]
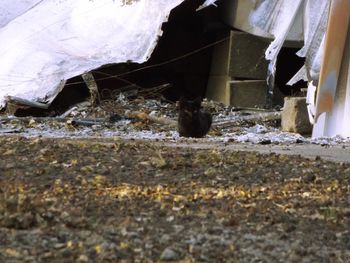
[
  {"left": 281, "top": 97, "right": 312, "bottom": 134},
  {"left": 206, "top": 30, "right": 270, "bottom": 105},
  {"left": 230, "top": 80, "right": 268, "bottom": 108},
  {"left": 208, "top": 30, "right": 269, "bottom": 79},
  {"left": 208, "top": 31, "right": 231, "bottom": 76},
  {"left": 228, "top": 31, "right": 269, "bottom": 79},
  {"left": 206, "top": 76, "right": 231, "bottom": 105}
]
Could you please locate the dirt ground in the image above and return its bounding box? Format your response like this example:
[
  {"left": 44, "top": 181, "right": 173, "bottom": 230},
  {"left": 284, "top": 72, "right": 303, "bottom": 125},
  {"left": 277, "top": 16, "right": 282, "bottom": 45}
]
[{"left": 1, "top": 135, "right": 350, "bottom": 263}]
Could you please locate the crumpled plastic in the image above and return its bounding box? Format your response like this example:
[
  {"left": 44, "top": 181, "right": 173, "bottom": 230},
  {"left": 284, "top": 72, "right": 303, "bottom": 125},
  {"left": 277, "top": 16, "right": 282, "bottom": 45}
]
[
  {"left": 0, "top": 0, "right": 184, "bottom": 109},
  {"left": 249, "top": 0, "right": 329, "bottom": 84},
  {"left": 249, "top": 0, "right": 330, "bottom": 127}
]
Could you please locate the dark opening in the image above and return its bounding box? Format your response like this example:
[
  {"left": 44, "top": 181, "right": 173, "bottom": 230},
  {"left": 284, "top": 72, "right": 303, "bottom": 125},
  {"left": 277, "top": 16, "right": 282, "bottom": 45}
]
[
  {"left": 91, "top": 0, "right": 223, "bottom": 102},
  {"left": 49, "top": 76, "right": 91, "bottom": 113},
  {"left": 275, "top": 47, "right": 307, "bottom": 96},
  {"left": 15, "top": 76, "right": 90, "bottom": 117}
]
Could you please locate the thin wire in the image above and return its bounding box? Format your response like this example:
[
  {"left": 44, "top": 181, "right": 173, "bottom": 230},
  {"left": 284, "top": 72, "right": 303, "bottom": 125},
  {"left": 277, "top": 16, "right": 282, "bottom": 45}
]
[
  {"left": 64, "top": 35, "right": 231, "bottom": 86},
  {"left": 93, "top": 70, "right": 142, "bottom": 89}
]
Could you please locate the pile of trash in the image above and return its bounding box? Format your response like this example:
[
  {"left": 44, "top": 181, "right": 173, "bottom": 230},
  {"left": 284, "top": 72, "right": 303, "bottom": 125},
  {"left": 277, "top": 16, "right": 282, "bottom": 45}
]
[{"left": 1, "top": 93, "right": 349, "bottom": 146}]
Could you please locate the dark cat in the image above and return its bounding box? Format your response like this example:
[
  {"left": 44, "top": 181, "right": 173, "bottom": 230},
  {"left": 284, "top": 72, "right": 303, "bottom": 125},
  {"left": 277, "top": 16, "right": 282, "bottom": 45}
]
[{"left": 178, "top": 97, "right": 212, "bottom": 138}]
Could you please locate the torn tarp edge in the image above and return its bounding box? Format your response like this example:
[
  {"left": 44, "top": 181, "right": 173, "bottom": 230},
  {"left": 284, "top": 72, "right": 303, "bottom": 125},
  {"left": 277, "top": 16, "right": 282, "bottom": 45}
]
[
  {"left": 0, "top": 0, "right": 184, "bottom": 110},
  {"left": 196, "top": 0, "right": 218, "bottom": 11}
]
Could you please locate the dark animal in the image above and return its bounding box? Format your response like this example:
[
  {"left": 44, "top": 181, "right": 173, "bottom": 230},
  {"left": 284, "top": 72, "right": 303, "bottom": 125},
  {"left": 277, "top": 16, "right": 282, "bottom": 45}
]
[{"left": 178, "top": 97, "right": 212, "bottom": 138}]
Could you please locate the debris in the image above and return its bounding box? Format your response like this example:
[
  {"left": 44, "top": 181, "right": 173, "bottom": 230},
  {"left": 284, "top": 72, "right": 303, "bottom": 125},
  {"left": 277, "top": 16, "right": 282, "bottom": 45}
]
[
  {"left": 1, "top": 96, "right": 350, "bottom": 147},
  {"left": 59, "top": 101, "right": 91, "bottom": 118},
  {"left": 5, "top": 96, "right": 49, "bottom": 110},
  {"left": 126, "top": 110, "right": 177, "bottom": 127},
  {"left": 213, "top": 111, "right": 281, "bottom": 129},
  {"left": 81, "top": 72, "right": 99, "bottom": 106}
]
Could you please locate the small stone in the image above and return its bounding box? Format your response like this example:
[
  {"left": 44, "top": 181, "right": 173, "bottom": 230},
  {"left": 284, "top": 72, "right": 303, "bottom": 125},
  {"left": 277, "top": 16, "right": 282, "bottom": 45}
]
[
  {"left": 53, "top": 243, "right": 66, "bottom": 249},
  {"left": 160, "top": 234, "right": 171, "bottom": 243},
  {"left": 160, "top": 247, "right": 179, "bottom": 261},
  {"left": 77, "top": 254, "right": 89, "bottom": 262},
  {"left": 204, "top": 167, "right": 216, "bottom": 176}
]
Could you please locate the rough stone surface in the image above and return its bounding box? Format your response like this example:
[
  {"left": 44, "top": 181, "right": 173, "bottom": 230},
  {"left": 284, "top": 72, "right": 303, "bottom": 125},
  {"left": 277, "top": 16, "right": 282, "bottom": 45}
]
[
  {"left": 281, "top": 97, "right": 313, "bottom": 134},
  {"left": 229, "top": 31, "right": 269, "bottom": 79},
  {"left": 206, "top": 30, "right": 269, "bottom": 106},
  {"left": 230, "top": 80, "right": 268, "bottom": 108}
]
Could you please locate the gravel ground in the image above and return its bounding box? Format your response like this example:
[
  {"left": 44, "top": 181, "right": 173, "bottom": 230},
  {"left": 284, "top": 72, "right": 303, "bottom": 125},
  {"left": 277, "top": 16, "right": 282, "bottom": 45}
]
[{"left": 1, "top": 136, "right": 350, "bottom": 262}]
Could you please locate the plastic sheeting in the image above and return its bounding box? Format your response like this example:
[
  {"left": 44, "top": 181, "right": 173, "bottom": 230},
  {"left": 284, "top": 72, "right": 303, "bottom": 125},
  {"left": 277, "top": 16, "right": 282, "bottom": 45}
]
[
  {"left": 0, "top": 0, "right": 184, "bottom": 109},
  {"left": 250, "top": 0, "right": 304, "bottom": 62},
  {"left": 249, "top": 0, "right": 329, "bottom": 84},
  {"left": 0, "top": 0, "right": 43, "bottom": 27},
  {"left": 251, "top": 0, "right": 350, "bottom": 138},
  {"left": 249, "top": 0, "right": 304, "bottom": 108}
]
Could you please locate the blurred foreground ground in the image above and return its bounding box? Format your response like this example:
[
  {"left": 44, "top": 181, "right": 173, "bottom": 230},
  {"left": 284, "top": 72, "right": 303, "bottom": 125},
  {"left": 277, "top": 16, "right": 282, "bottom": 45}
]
[{"left": 0, "top": 136, "right": 349, "bottom": 262}]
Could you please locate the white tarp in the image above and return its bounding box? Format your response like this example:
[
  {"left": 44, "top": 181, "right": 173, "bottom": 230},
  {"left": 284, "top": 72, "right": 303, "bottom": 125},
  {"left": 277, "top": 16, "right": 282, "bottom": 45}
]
[
  {"left": 0, "top": 0, "right": 184, "bottom": 109},
  {"left": 249, "top": 0, "right": 329, "bottom": 84},
  {"left": 0, "top": 0, "right": 43, "bottom": 27},
  {"left": 250, "top": 0, "right": 304, "bottom": 62},
  {"left": 250, "top": 0, "right": 350, "bottom": 138}
]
